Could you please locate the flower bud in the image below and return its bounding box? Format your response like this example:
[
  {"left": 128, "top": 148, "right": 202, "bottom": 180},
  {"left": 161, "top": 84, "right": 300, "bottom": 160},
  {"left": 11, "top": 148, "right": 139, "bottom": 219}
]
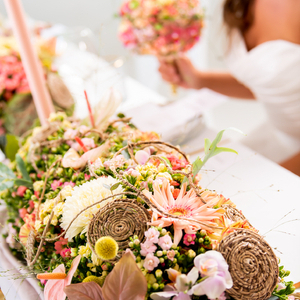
[
  {"left": 159, "top": 258, "right": 164, "bottom": 263},
  {"left": 155, "top": 269, "right": 163, "bottom": 278},
  {"left": 152, "top": 283, "right": 159, "bottom": 290},
  {"left": 156, "top": 251, "right": 163, "bottom": 257}
]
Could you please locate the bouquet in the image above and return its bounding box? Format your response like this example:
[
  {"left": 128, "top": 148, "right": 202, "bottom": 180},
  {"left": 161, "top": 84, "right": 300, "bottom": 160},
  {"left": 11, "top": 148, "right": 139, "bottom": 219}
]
[
  {"left": 118, "top": 0, "right": 203, "bottom": 57},
  {"left": 0, "top": 110, "right": 297, "bottom": 300},
  {"left": 0, "top": 34, "right": 74, "bottom": 141}
]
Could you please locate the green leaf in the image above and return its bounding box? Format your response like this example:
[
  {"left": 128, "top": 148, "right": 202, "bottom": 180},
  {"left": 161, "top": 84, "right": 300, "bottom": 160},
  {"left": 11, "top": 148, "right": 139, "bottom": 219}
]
[
  {"left": 14, "top": 179, "right": 33, "bottom": 188},
  {"left": 5, "top": 134, "right": 19, "bottom": 161},
  {"left": 161, "top": 156, "right": 172, "bottom": 167},
  {"left": 183, "top": 128, "right": 244, "bottom": 183},
  {"left": 110, "top": 182, "right": 121, "bottom": 191},
  {"left": 0, "top": 180, "right": 14, "bottom": 191},
  {"left": 16, "top": 154, "right": 32, "bottom": 182},
  {"left": 121, "top": 150, "right": 130, "bottom": 160},
  {"left": 0, "top": 162, "right": 16, "bottom": 182}
]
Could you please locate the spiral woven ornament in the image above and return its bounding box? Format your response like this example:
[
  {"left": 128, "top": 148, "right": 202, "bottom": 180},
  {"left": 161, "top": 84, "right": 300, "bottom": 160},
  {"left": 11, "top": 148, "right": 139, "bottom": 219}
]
[
  {"left": 87, "top": 199, "right": 151, "bottom": 259},
  {"left": 218, "top": 229, "right": 278, "bottom": 300}
]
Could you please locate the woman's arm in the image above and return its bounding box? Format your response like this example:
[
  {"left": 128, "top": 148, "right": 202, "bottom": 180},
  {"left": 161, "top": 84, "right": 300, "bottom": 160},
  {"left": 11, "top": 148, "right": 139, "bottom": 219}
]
[
  {"left": 280, "top": 152, "right": 300, "bottom": 176},
  {"left": 159, "top": 56, "right": 255, "bottom": 99}
]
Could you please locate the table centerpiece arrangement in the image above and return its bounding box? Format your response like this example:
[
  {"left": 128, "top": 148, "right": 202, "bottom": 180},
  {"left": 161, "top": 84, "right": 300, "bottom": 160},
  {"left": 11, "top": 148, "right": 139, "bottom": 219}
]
[{"left": 0, "top": 109, "right": 296, "bottom": 300}]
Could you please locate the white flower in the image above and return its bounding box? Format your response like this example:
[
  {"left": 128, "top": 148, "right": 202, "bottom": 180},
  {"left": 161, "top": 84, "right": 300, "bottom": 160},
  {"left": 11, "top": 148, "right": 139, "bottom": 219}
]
[{"left": 61, "top": 176, "right": 123, "bottom": 241}]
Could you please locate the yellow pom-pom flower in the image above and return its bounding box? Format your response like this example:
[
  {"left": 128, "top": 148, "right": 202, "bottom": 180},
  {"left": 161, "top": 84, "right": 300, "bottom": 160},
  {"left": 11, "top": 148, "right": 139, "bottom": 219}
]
[
  {"left": 95, "top": 236, "right": 119, "bottom": 261},
  {"left": 83, "top": 276, "right": 103, "bottom": 286}
]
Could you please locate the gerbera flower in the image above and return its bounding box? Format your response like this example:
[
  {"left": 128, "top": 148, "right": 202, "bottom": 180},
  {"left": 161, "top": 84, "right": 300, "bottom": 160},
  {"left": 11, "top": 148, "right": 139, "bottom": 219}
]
[
  {"left": 61, "top": 176, "right": 123, "bottom": 241},
  {"left": 143, "top": 181, "right": 223, "bottom": 245}
]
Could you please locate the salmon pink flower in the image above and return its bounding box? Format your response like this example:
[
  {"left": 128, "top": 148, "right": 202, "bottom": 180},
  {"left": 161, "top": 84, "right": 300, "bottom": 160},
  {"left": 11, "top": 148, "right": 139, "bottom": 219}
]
[
  {"left": 17, "top": 186, "right": 27, "bottom": 197},
  {"left": 143, "top": 181, "right": 223, "bottom": 245},
  {"left": 37, "top": 255, "right": 81, "bottom": 300}
]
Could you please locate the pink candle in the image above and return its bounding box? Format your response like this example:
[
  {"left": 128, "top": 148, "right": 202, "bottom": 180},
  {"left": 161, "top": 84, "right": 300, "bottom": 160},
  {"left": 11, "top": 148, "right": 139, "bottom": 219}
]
[{"left": 4, "top": 0, "right": 55, "bottom": 125}]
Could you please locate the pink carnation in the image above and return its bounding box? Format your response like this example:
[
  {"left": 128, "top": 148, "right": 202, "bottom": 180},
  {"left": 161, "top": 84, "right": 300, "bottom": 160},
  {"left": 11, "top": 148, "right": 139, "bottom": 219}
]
[{"left": 167, "top": 250, "right": 176, "bottom": 261}]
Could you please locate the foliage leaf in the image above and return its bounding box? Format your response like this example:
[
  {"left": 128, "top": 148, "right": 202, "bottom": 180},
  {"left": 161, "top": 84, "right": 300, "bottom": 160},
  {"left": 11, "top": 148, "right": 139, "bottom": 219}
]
[
  {"left": 161, "top": 156, "right": 172, "bottom": 167},
  {"left": 110, "top": 182, "right": 121, "bottom": 191},
  {"left": 5, "top": 134, "right": 19, "bottom": 161},
  {"left": 16, "top": 154, "right": 31, "bottom": 182},
  {"left": 183, "top": 128, "right": 243, "bottom": 183},
  {"left": 64, "top": 282, "right": 105, "bottom": 300},
  {"left": 14, "top": 178, "right": 33, "bottom": 188},
  {"left": 103, "top": 251, "right": 147, "bottom": 300}
]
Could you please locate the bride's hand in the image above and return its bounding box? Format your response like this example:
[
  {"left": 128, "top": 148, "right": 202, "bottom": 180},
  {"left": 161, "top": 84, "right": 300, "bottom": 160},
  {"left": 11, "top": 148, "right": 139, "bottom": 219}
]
[{"left": 158, "top": 56, "right": 202, "bottom": 89}]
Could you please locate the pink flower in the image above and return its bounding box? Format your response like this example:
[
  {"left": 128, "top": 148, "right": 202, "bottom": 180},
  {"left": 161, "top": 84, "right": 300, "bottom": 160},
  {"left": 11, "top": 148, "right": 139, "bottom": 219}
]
[
  {"left": 51, "top": 180, "right": 63, "bottom": 191},
  {"left": 63, "top": 182, "right": 75, "bottom": 188},
  {"left": 192, "top": 251, "right": 233, "bottom": 299},
  {"left": 60, "top": 248, "right": 71, "bottom": 258},
  {"left": 135, "top": 150, "right": 150, "bottom": 165},
  {"left": 63, "top": 129, "right": 78, "bottom": 140},
  {"left": 143, "top": 181, "right": 223, "bottom": 245},
  {"left": 183, "top": 234, "right": 196, "bottom": 246},
  {"left": 19, "top": 208, "right": 27, "bottom": 219},
  {"left": 158, "top": 235, "right": 173, "bottom": 250},
  {"left": 37, "top": 255, "right": 81, "bottom": 300},
  {"left": 143, "top": 253, "right": 160, "bottom": 271},
  {"left": 140, "top": 241, "right": 157, "bottom": 256},
  {"left": 17, "top": 186, "right": 27, "bottom": 197},
  {"left": 84, "top": 174, "right": 91, "bottom": 181},
  {"left": 145, "top": 227, "right": 160, "bottom": 244},
  {"left": 71, "top": 138, "right": 95, "bottom": 151},
  {"left": 124, "top": 168, "right": 141, "bottom": 178},
  {"left": 151, "top": 267, "right": 199, "bottom": 299},
  {"left": 29, "top": 200, "right": 35, "bottom": 209},
  {"left": 55, "top": 237, "right": 69, "bottom": 256},
  {"left": 167, "top": 250, "right": 176, "bottom": 261}
]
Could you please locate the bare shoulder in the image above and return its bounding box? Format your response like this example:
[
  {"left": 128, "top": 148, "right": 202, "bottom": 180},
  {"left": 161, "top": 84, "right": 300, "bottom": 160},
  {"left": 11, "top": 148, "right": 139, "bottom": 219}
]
[{"left": 247, "top": 0, "right": 300, "bottom": 46}]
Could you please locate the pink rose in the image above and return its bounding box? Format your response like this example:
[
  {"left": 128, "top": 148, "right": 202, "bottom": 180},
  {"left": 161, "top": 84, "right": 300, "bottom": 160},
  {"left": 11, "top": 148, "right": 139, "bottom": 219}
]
[
  {"left": 51, "top": 180, "right": 63, "bottom": 191},
  {"left": 140, "top": 241, "right": 157, "bottom": 256},
  {"left": 158, "top": 235, "right": 173, "bottom": 250},
  {"left": 145, "top": 228, "right": 160, "bottom": 244},
  {"left": 143, "top": 253, "right": 160, "bottom": 271}
]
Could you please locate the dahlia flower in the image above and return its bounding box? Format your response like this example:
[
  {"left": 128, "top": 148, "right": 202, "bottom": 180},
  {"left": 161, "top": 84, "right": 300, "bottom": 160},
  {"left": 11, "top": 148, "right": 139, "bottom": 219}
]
[
  {"left": 61, "top": 176, "right": 123, "bottom": 241},
  {"left": 143, "top": 181, "right": 223, "bottom": 245}
]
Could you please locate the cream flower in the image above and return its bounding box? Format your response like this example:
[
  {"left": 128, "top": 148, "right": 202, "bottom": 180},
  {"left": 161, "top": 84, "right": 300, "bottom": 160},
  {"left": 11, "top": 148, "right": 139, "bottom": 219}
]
[
  {"left": 61, "top": 176, "right": 123, "bottom": 241},
  {"left": 33, "top": 181, "right": 44, "bottom": 192}
]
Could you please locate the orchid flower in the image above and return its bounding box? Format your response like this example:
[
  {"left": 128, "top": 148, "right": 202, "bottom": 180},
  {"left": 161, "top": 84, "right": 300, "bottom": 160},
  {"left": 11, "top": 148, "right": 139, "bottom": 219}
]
[
  {"left": 150, "top": 267, "right": 199, "bottom": 300},
  {"left": 192, "top": 251, "right": 233, "bottom": 299},
  {"left": 37, "top": 255, "right": 81, "bottom": 300}
]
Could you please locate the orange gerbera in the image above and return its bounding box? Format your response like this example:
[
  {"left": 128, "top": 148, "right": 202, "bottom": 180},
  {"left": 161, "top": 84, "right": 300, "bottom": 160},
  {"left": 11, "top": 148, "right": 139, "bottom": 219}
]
[{"left": 143, "top": 181, "right": 223, "bottom": 245}]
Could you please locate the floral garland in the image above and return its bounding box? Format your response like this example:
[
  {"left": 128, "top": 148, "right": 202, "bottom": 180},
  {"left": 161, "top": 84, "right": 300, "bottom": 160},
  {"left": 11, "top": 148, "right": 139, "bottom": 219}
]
[{"left": 0, "top": 112, "right": 296, "bottom": 300}]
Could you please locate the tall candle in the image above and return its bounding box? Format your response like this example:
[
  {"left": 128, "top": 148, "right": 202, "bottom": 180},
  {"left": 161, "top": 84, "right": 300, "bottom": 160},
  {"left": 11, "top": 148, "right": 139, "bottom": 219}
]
[{"left": 4, "top": 0, "right": 55, "bottom": 125}]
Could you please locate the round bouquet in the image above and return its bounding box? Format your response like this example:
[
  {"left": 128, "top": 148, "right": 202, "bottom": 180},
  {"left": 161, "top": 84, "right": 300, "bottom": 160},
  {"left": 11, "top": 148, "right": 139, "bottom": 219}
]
[
  {"left": 0, "top": 110, "right": 297, "bottom": 300},
  {"left": 118, "top": 0, "right": 203, "bottom": 57}
]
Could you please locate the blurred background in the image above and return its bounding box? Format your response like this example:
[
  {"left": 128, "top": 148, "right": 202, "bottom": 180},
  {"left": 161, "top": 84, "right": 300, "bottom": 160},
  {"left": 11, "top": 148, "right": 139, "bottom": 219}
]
[{"left": 0, "top": 0, "right": 267, "bottom": 148}]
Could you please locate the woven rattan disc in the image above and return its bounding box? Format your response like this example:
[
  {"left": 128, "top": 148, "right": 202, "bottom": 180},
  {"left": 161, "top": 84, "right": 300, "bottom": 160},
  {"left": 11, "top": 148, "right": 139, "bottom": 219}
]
[
  {"left": 222, "top": 204, "right": 253, "bottom": 227},
  {"left": 218, "top": 229, "right": 278, "bottom": 300},
  {"left": 87, "top": 199, "right": 151, "bottom": 258}
]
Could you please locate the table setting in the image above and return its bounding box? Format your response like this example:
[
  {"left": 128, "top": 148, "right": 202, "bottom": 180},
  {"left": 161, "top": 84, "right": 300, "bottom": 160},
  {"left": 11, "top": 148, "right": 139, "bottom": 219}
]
[{"left": 0, "top": 0, "right": 299, "bottom": 300}]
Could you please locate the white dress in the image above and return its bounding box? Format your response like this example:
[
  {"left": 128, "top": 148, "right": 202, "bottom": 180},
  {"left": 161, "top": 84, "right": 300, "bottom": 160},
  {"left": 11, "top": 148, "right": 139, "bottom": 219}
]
[{"left": 226, "top": 30, "right": 300, "bottom": 163}]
